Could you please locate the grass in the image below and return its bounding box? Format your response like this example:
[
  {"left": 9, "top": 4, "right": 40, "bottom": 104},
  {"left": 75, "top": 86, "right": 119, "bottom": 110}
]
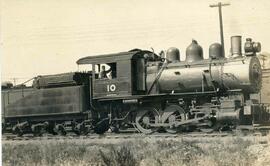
[{"left": 2, "top": 135, "right": 270, "bottom": 166}]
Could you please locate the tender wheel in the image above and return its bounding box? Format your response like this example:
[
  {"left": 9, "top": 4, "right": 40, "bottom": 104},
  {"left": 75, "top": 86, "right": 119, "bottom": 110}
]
[
  {"left": 54, "top": 124, "right": 67, "bottom": 136},
  {"left": 31, "top": 122, "right": 48, "bottom": 137},
  {"left": 161, "top": 105, "right": 186, "bottom": 134},
  {"left": 73, "top": 122, "right": 91, "bottom": 135},
  {"left": 73, "top": 122, "right": 82, "bottom": 135},
  {"left": 32, "top": 126, "right": 43, "bottom": 137},
  {"left": 48, "top": 124, "right": 58, "bottom": 135},
  {"left": 12, "top": 126, "right": 23, "bottom": 137},
  {"left": 135, "top": 107, "right": 159, "bottom": 134},
  {"left": 12, "top": 122, "right": 29, "bottom": 137}
]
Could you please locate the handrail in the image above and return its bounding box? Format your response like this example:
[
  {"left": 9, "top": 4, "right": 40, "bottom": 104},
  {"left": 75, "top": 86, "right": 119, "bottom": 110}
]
[{"left": 13, "top": 77, "right": 35, "bottom": 88}]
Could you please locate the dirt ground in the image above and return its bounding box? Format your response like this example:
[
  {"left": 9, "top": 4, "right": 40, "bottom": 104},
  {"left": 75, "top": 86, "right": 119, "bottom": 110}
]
[{"left": 2, "top": 134, "right": 270, "bottom": 166}]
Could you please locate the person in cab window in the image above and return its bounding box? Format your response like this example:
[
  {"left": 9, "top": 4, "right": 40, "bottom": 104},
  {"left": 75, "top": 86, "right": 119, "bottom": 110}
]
[{"left": 99, "top": 65, "right": 111, "bottom": 79}]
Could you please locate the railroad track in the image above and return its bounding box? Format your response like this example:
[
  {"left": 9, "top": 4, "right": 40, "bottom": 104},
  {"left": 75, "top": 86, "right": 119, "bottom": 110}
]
[{"left": 2, "top": 131, "right": 267, "bottom": 142}]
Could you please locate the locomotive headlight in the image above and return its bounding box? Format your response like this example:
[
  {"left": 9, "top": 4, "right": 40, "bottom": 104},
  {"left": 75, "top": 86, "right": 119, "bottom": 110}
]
[
  {"left": 244, "top": 38, "right": 261, "bottom": 55},
  {"left": 253, "top": 42, "right": 261, "bottom": 53}
]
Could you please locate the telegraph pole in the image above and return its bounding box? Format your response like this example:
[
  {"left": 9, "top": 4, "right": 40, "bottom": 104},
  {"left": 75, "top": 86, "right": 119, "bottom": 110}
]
[
  {"left": 210, "top": 2, "right": 230, "bottom": 57},
  {"left": 12, "top": 78, "right": 17, "bottom": 86}
]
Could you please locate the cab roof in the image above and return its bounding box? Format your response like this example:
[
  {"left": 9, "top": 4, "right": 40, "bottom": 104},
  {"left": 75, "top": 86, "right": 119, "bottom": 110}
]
[{"left": 76, "top": 49, "right": 155, "bottom": 64}]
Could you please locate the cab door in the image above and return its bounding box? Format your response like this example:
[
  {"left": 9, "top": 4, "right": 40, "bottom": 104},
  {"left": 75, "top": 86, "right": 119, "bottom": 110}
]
[{"left": 132, "top": 58, "right": 146, "bottom": 94}]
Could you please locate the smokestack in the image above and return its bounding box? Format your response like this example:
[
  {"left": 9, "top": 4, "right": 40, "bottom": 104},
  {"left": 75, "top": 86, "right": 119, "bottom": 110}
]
[{"left": 231, "top": 36, "right": 242, "bottom": 57}]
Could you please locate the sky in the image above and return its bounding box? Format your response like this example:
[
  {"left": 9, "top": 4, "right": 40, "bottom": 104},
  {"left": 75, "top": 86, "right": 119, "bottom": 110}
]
[{"left": 1, "top": 0, "right": 270, "bottom": 84}]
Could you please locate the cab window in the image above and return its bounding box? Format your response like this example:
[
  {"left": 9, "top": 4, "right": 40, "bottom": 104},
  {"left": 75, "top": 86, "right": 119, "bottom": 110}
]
[{"left": 96, "top": 62, "right": 117, "bottom": 79}]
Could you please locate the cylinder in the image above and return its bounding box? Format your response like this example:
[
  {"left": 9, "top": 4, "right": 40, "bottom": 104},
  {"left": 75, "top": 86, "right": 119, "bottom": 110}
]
[
  {"left": 166, "top": 47, "right": 180, "bottom": 63},
  {"left": 231, "top": 36, "right": 242, "bottom": 56},
  {"left": 216, "top": 109, "right": 240, "bottom": 123}
]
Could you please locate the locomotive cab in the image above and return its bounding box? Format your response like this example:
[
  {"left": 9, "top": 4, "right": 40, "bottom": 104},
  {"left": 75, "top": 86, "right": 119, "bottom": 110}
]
[{"left": 76, "top": 49, "right": 159, "bottom": 100}]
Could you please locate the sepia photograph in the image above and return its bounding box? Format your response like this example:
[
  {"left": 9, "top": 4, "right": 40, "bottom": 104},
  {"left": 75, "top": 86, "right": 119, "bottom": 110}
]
[{"left": 1, "top": 0, "right": 270, "bottom": 165}]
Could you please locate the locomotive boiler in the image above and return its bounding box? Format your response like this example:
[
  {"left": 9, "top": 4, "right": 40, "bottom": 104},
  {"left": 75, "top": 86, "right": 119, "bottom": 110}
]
[
  {"left": 1, "top": 35, "right": 270, "bottom": 136},
  {"left": 158, "top": 36, "right": 262, "bottom": 94}
]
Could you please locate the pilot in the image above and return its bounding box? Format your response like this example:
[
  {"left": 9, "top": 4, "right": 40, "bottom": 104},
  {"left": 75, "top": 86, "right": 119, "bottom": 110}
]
[{"left": 99, "top": 66, "right": 111, "bottom": 79}]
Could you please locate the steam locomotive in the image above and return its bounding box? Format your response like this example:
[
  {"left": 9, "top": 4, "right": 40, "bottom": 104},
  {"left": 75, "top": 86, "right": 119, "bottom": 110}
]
[{"left": 2, "top": 36, "right": 270, "bottom": 136}]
